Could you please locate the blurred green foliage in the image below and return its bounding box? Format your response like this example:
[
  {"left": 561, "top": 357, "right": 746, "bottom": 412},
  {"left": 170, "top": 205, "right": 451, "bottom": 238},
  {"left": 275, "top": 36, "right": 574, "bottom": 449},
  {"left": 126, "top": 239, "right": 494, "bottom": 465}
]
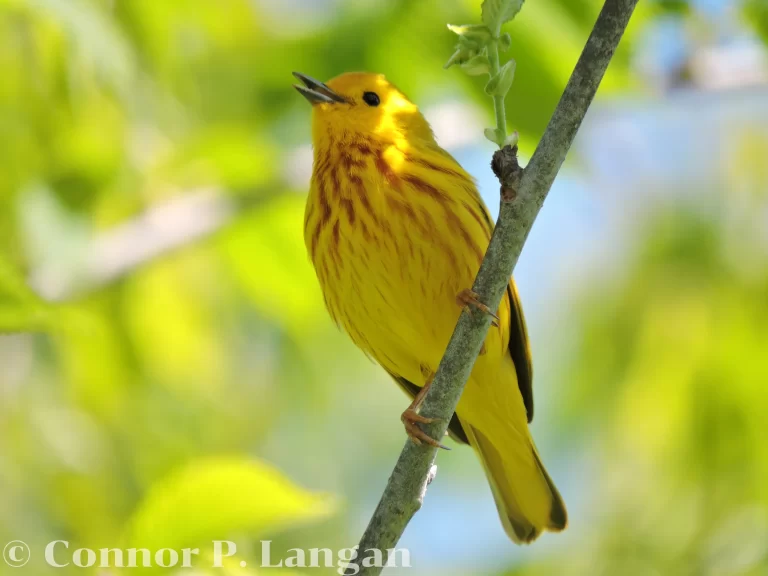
[
  {"left": 745, "top": 0, "right": 768, "bottom": 43},
  {"left": 498, "top": 186, "right": 768, "bottom": 575},
  {"left": 1, "top": 0, "right": 767, "bottom": 575}
]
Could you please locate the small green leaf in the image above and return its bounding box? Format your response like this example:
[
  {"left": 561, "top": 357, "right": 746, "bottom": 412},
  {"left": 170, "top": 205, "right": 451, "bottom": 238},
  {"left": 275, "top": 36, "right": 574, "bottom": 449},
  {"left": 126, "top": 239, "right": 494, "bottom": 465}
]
[
  {"left": 444, "top": 49, "right": 464, "bottom": 69},
  {"left": 445, "top": 23, "right": 493, "bottom": 70},
  {"left": 460, "top": 54, "right": 491, "bottom": 76},
  {"left": 444, "top": 44, "right": 478, "bottom": 69},
  {"left": 499, "top": 32, "right": 512, "bottom": 52},
  {"left": 484, "top": 127, "right": 503, "bottom": 146},
  {"left": 504, "top": 131, "right": 520, "bottom": 147},
  {"left": 456, "top": 35, "right": 481, "bottom": 52},
  {"left": 481, "top": 0, "right": 525, "bottom": 33},
  {"left": 446, "top": 23, "right": 492, "bottom": 44},
  {"left": 484, "top": 59, "right": 517, "bottom": 96}
]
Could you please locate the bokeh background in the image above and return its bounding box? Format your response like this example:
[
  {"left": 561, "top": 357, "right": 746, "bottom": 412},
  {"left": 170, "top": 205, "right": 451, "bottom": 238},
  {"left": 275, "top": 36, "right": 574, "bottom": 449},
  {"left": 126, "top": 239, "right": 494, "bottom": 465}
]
[{"left": 1, "top": 0, "right": 768, "bottom": 574}]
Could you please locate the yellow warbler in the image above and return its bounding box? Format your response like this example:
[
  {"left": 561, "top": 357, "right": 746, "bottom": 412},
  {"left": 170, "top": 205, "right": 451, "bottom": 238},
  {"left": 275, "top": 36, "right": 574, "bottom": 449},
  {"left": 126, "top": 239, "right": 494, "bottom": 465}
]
[{"left": 294, "top": 71, "right": 567, "bottom": 543}]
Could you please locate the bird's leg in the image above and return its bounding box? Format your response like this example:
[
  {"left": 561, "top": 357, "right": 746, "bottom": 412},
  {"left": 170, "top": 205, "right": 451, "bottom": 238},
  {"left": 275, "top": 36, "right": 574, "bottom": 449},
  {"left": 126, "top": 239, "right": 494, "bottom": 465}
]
[
  {"left": 401, "top": 373, "right": 449, "bottom": 450},
  {"left": 456, "top": 288, "right": 500, "bottom": 328}
]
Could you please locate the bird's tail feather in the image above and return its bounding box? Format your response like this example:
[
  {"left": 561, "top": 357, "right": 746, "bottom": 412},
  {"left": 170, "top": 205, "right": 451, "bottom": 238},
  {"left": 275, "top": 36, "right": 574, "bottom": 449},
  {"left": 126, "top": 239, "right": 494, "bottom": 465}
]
[{"left": 464, "top": 422, "right": 567, "bottom": 543}]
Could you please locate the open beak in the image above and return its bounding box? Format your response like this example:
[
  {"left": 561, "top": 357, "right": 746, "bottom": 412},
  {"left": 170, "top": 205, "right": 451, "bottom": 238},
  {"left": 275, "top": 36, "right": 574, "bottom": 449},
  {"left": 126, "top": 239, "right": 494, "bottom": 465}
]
[{"left": 292, "top": 72, "right": 346, "bottom": 105}]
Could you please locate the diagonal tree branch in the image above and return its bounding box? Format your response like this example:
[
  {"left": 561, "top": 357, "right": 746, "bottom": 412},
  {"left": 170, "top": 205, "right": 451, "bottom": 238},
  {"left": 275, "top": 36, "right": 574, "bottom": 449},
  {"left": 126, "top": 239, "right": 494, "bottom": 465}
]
[{"left": 345, "top": 1, "right": 639, "bottom": 573}]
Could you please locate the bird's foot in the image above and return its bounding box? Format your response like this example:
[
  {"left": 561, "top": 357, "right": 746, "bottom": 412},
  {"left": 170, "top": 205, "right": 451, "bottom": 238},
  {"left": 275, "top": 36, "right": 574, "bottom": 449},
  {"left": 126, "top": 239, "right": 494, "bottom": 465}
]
[
  {"left": 401, "top": 373, "right": 449, "bottom": 450},
  {"left": 401, "top": 410, "right": 448, "bottom": 449},
  {"left": 456, "top": 288, "right": 499, "bottom": 327}
]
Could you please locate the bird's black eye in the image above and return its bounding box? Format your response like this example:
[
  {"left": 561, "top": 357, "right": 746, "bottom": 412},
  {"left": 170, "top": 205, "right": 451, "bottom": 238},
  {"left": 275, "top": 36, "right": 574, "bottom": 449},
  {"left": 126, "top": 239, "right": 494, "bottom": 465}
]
[{"left": 362, "top": 91, "right": 380, "bottom": 107}]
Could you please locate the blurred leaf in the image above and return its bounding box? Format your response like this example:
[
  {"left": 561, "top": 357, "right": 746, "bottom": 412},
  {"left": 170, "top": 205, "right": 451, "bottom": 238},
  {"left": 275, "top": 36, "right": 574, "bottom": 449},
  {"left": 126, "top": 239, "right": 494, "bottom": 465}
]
[
  {"left": 0, "top": 306, "right": 49, "bottom": 333},
  {"left": 123, "top": 456, "right": 337, "bottom": 550},
  {"left": 52, "top": 304, "right": 130, "bottom": 419},
  {"left": 0, "top": 255, "right": 37, "bottom": 304},
  {"left": 655, "top": 0, "right": 690, "bottom": 15},
  {"left": 221, "top": 196, "right": 328, "bottom": 336},
  {"left": 49, "top": 92, "right": 126, "bottom": 211},
  {"left": 155, "top": 126, "right": 278, "bottom": 195},
  {"left": 26, "top": 0, "right": 138, "bottom": 96},
  {"left": 0, "top": 254, "right": 50, "bottom": 332},
  {"left": 122, "top": 250, "right": 228, "bottom": 392},
  {"left": 745, "top": 0, "right": 768, "bottom": 44}
]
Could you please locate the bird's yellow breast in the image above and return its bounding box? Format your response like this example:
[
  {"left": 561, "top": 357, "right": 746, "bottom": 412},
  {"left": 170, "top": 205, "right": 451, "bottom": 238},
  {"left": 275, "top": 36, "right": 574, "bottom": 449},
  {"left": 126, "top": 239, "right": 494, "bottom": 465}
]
[{"left": 304, "top": 135, "right": 510, "bottom": 386}]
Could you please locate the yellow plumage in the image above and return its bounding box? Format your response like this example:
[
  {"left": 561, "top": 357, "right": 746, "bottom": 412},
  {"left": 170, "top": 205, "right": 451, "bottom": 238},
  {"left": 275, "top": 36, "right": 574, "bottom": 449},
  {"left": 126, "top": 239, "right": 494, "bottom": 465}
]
[{"left": 297, "top": 71, "right": 567, "bottom": 543}]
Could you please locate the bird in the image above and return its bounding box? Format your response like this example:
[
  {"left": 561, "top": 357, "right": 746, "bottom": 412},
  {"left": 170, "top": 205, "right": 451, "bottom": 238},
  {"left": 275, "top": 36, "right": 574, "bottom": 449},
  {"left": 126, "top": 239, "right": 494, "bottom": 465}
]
[{"left": 293, "top": 71, "right": 567, "bottom": 543}]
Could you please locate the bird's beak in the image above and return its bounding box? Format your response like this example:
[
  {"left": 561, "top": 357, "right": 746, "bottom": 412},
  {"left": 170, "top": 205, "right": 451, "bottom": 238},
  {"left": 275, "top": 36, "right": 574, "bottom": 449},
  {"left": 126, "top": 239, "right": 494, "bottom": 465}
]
[{"left": 292, "top": 72, "right": 346, "bottom": 105}]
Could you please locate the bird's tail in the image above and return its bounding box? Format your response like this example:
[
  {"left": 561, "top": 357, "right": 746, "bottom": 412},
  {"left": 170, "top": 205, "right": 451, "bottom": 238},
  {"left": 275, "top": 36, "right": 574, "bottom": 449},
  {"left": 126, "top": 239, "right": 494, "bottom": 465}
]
[{"left": 463, "top": 421, "right": 568, "bottom": 543}]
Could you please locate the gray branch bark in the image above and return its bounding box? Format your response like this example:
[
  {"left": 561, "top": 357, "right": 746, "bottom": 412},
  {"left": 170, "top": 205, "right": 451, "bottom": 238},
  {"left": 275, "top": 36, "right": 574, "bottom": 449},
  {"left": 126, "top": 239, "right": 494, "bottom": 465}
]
[{"left": 345, "top": 1, "right": 639, "bottom": 573}]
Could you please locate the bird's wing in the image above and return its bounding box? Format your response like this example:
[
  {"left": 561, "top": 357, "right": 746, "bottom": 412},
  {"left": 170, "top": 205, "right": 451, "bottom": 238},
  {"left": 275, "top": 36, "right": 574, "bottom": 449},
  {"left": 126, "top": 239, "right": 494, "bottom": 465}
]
[
  {"left": 458, "top": 176, "right": 535, "bottom": 423},
  {"left": 389, "top": 372, "right": 470, "bottom": 445},
  {"left": 425, "top": 145, "right": 535, "bottom": 423},
  {"left": 506, "top": 279, "right": 534, "bottom": 422},
  {"left": 457, "top": 180, "right": 535, "bottom": 423}
]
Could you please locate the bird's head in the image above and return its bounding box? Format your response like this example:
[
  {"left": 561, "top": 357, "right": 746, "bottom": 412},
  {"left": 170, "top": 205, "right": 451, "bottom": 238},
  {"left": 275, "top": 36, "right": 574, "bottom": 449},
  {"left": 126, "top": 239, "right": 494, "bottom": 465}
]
[{"left": 293, "top": 71, "right": 436, "bottom": 149}]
